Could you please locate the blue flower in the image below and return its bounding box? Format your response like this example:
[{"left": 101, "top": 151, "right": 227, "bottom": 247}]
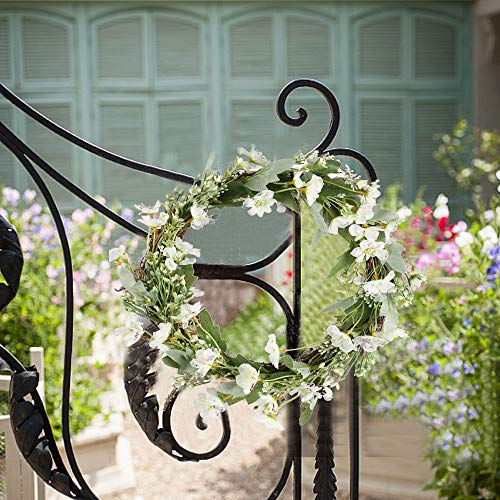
[
  {"left": 463, "top": 317, "right": 472, "bottom": 327},
  {"left": 428, "top": 361, "right": 442, "bottom": 376}
]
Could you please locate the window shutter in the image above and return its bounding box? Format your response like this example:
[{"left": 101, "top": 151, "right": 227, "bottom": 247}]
[
  {"left": 415, "top": 18, "right": 457, "bottom": 79},
  {"left": 0, "top": 106, "right": 15, "bottom": 187},
  {"left": 415, "top": 100, "right": 457, "bottom": 201},
  {"left": 359, "top": 99, "right": 403, "bottom": 187},
  {"left": 98, "top": 103, "right": 147, "bottom": 203},
  {"left": 96, "top": 17, "right": 144, "bottom": 80},
  {"left": 358, "top": 15, "right": 401, "bottom": 78},
  {"left": 228, "top": 99, "right": 278, "bottom": 160},
  {"left": 286, "top": 16, "right": 330, "bottom": 79},
  {"left": 0, "top": 17, "right": 10, "bottom": 82},
  {"left": 229, "top": 17, "right": 273, "bottom": 78},
  {"left": 158, "top": 101, "right": 203, "bottom": 175},
  {"left": 25, "top": 104, "right": 73, "bottom": 204},
  {"left": 21, "top": 16, "right": 71, "bottom": 81},
  {"left": 155, "top": 17, "right": 201, "bottom": 78}
]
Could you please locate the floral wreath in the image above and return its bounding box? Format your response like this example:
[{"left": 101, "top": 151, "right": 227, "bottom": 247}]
[{"left": 111, "top": 148, "right": 421, "bottom": 428}]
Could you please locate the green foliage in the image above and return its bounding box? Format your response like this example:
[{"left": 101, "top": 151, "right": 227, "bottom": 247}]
[{"left": 0, "top": 188, "right": 136, "bottom": 440}]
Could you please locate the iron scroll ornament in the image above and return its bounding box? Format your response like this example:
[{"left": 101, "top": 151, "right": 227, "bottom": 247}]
[{"left": 0, "top": 78, "right": 377, "bottom": 500}]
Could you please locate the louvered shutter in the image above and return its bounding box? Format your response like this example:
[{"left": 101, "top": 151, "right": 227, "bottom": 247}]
[
  {"left": 158, "top": 101, "right": 203, "bottom": 175},
  {"left": 0, "top": 106, "right": 15, "bottom": 187},
  {"left": 25, "top": 104, "right": 74, "bottom": 204},
  {"left": 155, "top": 17, "right": 201, "bottom": 78},
  {"left": 0, "top": 17, "right": 10, "bottom": 82},
  {"left": 229, "top": 17, "right": 273, "bottom": 78},
  {"left": 415, "top": 100, "right": 457, "bottom": 201},
  {"left": 286, "top": 16, "right": 330, "bottom": 79},
  {"left": 359, "top": 99, "right": 403, "bottom": 187},
  {"left": 98, "top": 103, "right": 150, "bottom": 203},
  {"left": 415, "top": 18, "right": 457, "bottom": 79},
  {"left": 21, "top": 16, "right": 71, "bottom": 81},
  {"left": 96, "top": 17, "right": 144, "bottom": 80},
  {"left": 358, "top": 15, "right": 401, "bottom": 78},
  {"left": 228, "top": 100, "right": 278, "bottom": 160}
]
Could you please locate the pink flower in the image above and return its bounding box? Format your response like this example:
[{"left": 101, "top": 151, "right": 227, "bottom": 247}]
[
  {"left": 437, "top": 242, "right": 461, "bottom": 275},
  {"left": 415, "top": 253, "right": 437, "bottom": 270},
  {"left": 71, "top": 208, "right": 93, "bottom": 225}
]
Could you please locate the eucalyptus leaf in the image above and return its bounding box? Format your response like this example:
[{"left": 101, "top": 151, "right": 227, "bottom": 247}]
[
  {"left": 309, "top": 203, "right": 328, "bottom": 233},
  {"left": 373, "top": 205, "right": 399, "bottom": 223},
  {"left": 243, "top": 158, "right": 295, "bottom": 192},
  {"left": 245, "top": 381, "right": 264, "bottom": 404},
  {"left": 328, "top": 250, "right": 355, "bottom": 278},
  {"left": 273, "top": 190, "right": 299, "bottom": 212},
  {"left": 322, "top": 296, "right": 356, "bottom": 313},
  {"left": 217, "top": 381, "right": 245, "bottom": 398},
  {"left": 386, "top": 242, "right": 407, "bottom": 273},
  {"left": 299, "top": 407, "right": 314, "bottom": 426}
]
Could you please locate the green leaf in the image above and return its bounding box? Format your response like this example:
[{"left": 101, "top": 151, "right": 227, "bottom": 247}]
[
  {"left": 373, "top": 205, "right": 399, "bottom": 223},
  {"left": 328, "top": 250, "right": 355, "bottom": 278},
  {"left": 179, "top": 265, "right": 197, "bottom": 288},
  {"left": 243, "top": 158, "right": 295, "bottom": 192},
  {"left": 309, "top": 203, "right": 328, "bottom": 233},
  {"left": 386, "top": 242, "right": 407, "bottom": 273},
  {"left": 162, "top": 356, "right": 180, "bottom": 369},
  {"left": 198, "top": 309, "right": 227, "bottom": 351},
  {"left": 245, "top": 381, "right": 264, "bottom": 404},
  {"left": 299, "top": 407, "right": 313, "bottom": 425},
  {"left": 217, "top": 381, "right": 245, "bottom": 398},
  {"left": 321, "top": 296, "right": 356, "bottom": 313},
  {"left": 281, "top": 354, "right": 294, "bottom": 370},
  {"left": 273, "top": 189, "right": 298, "bottom": 212},
  {"left": 217, "top": 181, "right": 250, "bottom": 204}
]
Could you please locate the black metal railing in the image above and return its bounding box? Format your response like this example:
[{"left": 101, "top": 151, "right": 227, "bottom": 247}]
[{"left": 0, "top": 78, "right": 376, "bottom": 500}]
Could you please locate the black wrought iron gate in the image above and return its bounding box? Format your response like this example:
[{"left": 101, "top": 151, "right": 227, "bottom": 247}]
[{"left": 0, "top": 79, "right": 377, "bottom": 500}]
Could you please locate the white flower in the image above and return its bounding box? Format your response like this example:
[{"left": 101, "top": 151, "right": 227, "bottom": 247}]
[
  {"left": 135, "top": 201, "right": 161, "bottom": 214},
  {"left": 363, "top": 182, "right": 381, "bottom": 202},
  {"left": 237, "top": 146, "right": 270, "bottom": 170},
  {"left": 409, "top": 274, "right": 425, "bottom": 291},
  {"left": 455, "top": 231, "right": 474, "bottom": 248},
  {"left": 348, "top": 224, "right": 380, "bottom": 242},
  {"left": 355, "top": 202, "right": 375, "bottom": 224},
  {"left": 305, "top": 150, "right": 320, "bottom": 166},
  {"left": 265, "top": 334, "right": 280, "bottom": 368},
  {"left": 328, "top": 216, "right": 352, "bottom": 235},
  {"left": 190, "top": 286, "right": 204, "bottom": 298},
  {"left": 379, "top": 327, "right": 408, "bottom": 343},
  {"left": 235, "top": 363, "right": 259, "bottom": 394},
  {"left": 242, "top": 190, "right": 275, "bottom": 217},
  {"left": 175, "top": 237, "right": 201, "bottom": 258},
  {"left": 109, "top": 245, "right": 125, "bottom": 262},
  {"left": 351, "top": 239, "right": 388, "bottom": 263},
  {"left": 276, "top": 202, "right": 287, "bottom": 213},
  {"left": 478, "top": 225, "right": 497, "bottom": 244},
  {"left": 352, "top": 335, "right": 388, "bottom": 352},
  {"left": 289, "top": 382, "right": 321, "bottom": 410},
  {"left": 363, "top": 271, "right": 396, "bottom": 299},
  {"left": 150, "top": 322, "right": 172, "bottom": 349},
  {"left": 195, "top": 389, "right": 228, "bottom": 419},
  {"left": 252, "top": 395, "right": 283, "bottom": 430},
  {"left": 139, "top": 212, "right": 169, "bottom": 228},
  {"left": 191, "top": 348, "right": 218, "bottom": 377},
  {"left": 172, "top": 301, "right": 203, "bottom": 327},
  {"left": 293, "top": 171, "right": 305, "bottom": 188},
  {"left": 162, "top": 245, "right": 181, "bottom": 271},
  {"left": 326, "top": 325, "right": 357, "bottom": 353},
  {"left": 484, "top": 210, "right": 494, "bottom": 222},
  {"left": 303, "top": 174, "right": 324, "bottom": 206},
  {"left": 190, "top": 204, "right": 212, "bottom": 230},
  {"left": 433, "top": 194, "right": 449, "bottom": 219},
  {"left": 397, "top": 206, "right": 412, "bottom": 220},
  {"left": 115, "top": 313, "right": 144, "bottom": 346}
]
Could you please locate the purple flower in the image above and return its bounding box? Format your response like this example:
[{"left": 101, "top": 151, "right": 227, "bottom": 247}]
[
  {"left": 432, "top": 417, "right": 445, "bottom": 429},
  {"left": 453, "top": 436, "right": 464, "bottom": 447},
  {"left": 463, "top": 363, "right": 475, "bottom": 375},
  {"left": 442, "top": 341, "right": 459, "bottom": 355},
  {"left": 468, "top": 408, "right": 479, "bottom": 419},
  {"left": 428, "top": 361, "right": 442, "bottom": 376},
  {"left": 447, "top": 389, "right": 460, "bottom": 401},
  {"left": 2, "top": 187, "right": 20, "bottom": 206},
  {"left": 22, "top": 189, "right": 36, "bottom": 203},
  {"left": 419, "top": 338, "right": 430, "bottom": 351},
  {"left": 463, "top": 317, "right": 472, "bottom": 327}
]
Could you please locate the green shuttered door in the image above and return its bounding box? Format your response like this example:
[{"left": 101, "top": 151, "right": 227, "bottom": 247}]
[{"left": 0, "top": 2, "right": 471, "bottom": 210}]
